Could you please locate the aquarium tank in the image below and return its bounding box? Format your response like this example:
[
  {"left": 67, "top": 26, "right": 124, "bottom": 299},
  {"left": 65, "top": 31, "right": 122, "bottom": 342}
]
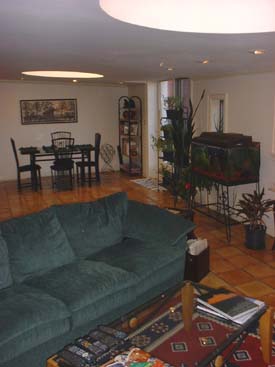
[{"left": 191, "top": 132, "right": 260, "bottom": 185}]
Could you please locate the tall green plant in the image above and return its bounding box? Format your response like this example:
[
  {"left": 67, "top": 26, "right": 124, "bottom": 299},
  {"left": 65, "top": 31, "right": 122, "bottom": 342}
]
[
  {"left": 153, "top": 90, "right": 207, "bottom": 206},
  {"left": 167, "top": 89, "right": 205, "bottom": 170},
  {"left": 163, "top": 96, "right": 182, "bottom": 110}
]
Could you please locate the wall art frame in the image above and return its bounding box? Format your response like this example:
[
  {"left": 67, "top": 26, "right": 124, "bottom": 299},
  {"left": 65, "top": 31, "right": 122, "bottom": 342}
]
[{"left": 20, "top": 98, "right": 78, "bottom": 125}]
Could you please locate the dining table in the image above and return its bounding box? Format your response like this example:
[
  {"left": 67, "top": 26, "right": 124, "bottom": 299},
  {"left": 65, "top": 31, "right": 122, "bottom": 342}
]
[{"left": 19, "top": 144, "right": 94, "bottom": 191}]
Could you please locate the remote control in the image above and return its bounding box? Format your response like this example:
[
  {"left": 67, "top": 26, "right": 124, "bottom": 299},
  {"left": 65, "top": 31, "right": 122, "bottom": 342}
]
[
  {"left": 98, "top": 325, "right": 128, "bottom": 340},
  {"left": 88, "top": 330, "right": 120, "bottom": 348},
  {"left": 76, "top": 337, "right": 109, "bottom": 354},
  {"left": 58, "top": 349, "right": 90, "bottom": 367},
  {"left": 75, "top": 338, "right": 105, "bottom": 357},
  {"left": 95, "top": 350, "right": 113, "bottom": 365},
  {"left": 65, "top": 344, "right": 96, "bottom": 364},
  {"left": 93, "top": 340, "right": 109, "bottom": 353}
]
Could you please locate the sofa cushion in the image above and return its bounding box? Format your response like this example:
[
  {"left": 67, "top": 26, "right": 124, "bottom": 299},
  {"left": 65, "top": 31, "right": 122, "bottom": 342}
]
[
  {"left": 0, "top": 284, "right": 71, "bottom": 363},
  {"left": 54, "top": 192, "right": 128, "bottom": 258},
  {"left": 124, "top": 200, "right": 195, "bottom": 245},
  {"left": 1, "top": 207, "right": 75, "bottom": 283},
  {"left": 89, "top": 237, "right": 186, "bottom": 295},
  {"left": 0, "top": 231, "right": 12, "bottom": 290},
  {"left": 25, "top": 260, "right": 138, "bottom": 328}
]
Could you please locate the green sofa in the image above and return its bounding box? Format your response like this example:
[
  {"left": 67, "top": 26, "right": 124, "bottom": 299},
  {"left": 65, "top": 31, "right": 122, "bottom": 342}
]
[{"left": 0, "top": 192, "right": 195, "bottom": 367}]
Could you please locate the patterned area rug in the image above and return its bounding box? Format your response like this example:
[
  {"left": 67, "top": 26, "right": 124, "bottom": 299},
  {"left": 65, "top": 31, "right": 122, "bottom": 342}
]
[
  {"left": 131, "top": 178, "right": 167, "bottom": 191},
  {"left": 129, "top": 302, "right": 275, "bottom": 367}
]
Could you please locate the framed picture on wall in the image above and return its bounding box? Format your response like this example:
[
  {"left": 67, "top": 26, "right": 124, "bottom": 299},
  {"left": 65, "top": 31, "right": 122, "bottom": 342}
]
[{"left": 20, "top": 99, "right": 78, "bottom": 125}]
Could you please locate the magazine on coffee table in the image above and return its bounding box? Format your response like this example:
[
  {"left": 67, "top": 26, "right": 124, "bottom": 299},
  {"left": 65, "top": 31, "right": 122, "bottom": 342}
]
[{"left": 196, "top": 291, "right": 265, "bottom": 324}]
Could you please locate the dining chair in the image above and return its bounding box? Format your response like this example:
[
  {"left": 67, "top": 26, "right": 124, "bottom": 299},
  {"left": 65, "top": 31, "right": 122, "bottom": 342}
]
[
  {"left": 51, "top": 137, "right": 75, "bottom": 190},
  {"left": 76, "top": 133, "right": 101, "bottom": 184},
  {"left": 10, "top": 138, "right": 42, "bottom": 191},
  {"left": 51, "top": 131, "right": 71, "bottom": 141}
]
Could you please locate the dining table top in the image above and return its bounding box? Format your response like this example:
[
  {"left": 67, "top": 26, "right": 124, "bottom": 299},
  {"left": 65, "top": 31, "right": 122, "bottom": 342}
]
[{"left": 19, "top": 144, "right": 94, "bottom": 156}]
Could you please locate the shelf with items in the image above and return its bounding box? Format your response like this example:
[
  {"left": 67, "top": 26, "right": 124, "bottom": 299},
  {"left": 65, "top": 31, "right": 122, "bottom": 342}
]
[
  {"left": 119, "top": 122, "right": 140, "bottom": 137},
  {"left": 156, "top": 117, "right": 175, "bottom": 190},
  {"left": 118, "top": 96, "right": 142, "bottom": 176}
]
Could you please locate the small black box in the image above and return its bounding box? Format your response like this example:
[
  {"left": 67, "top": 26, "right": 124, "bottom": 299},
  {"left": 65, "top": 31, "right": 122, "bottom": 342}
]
[{"left": 184, "top": 246, "right": 209, "bottom": 282}]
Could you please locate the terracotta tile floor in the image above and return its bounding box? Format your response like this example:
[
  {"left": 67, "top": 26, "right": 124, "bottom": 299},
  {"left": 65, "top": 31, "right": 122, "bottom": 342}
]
[{"left": 1, "top": 172, "right": 275, "bottom": 307}]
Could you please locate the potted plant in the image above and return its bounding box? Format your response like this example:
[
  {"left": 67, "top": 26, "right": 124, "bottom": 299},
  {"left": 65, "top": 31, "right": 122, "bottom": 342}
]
[
  {"left": 163, "top": 96, "right": 183, "bottom": 120},
  {"left": 237, "top": 188, "right": 273, "bottom": 249},
  {"left": 153, "top": 90, "right": 209, "bottom": 208}
]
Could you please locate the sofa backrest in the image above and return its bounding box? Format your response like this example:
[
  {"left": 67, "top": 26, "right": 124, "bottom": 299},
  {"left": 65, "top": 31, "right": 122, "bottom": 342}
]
[
  {"left": 124, "top": 200, "right": 195, "bottom": 246},
  {"left": 0, "top": 192, "right": 128, "bottom": 282},
  {"left": 54, "top": 192, "right": 128, "bottom": 259},
  {"left": 1, "top": 207, "right": 75, "bottom": 283},
  {"left": 0, "top": 230, "right": 12, "bottom": 289}
]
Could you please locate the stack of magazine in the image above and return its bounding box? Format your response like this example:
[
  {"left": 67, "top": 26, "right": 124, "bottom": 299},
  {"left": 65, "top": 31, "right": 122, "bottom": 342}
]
[{"left": 196, "top": 289, "right": 265, "bottom": 325}]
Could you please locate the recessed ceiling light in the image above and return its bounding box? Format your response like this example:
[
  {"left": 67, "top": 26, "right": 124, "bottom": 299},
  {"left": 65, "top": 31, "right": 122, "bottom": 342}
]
[
  {"left": 160, "top": 62, "right": 164, "bottom": 67},
  {"left": 73, "top": 79, "right": 78, "bottom": 83},
  {"left": 202, "top": 60, "right": 209, "bottom": 64},
  {"left": 249, "top": 49, "right": 265, "bottom": 55},
  {"left": 21, "top": 71, "right": 104, "bottom": 79},
  {"left": 100, "top": 0, "right": 275, "bottom": 34},
  {"left": 167, "top": 67, "right": 173, "bottom": 71}
]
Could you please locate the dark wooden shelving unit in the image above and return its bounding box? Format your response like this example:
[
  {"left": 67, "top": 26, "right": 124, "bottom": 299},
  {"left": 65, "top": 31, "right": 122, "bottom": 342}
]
[{"left": 118, "top": 96, "right": 142, "bottom": 175}]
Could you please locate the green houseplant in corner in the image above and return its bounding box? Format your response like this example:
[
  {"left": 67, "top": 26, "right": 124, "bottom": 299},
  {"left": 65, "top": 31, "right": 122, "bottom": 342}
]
[
  {"left": 153, "top": 90, "right": 209, "bottom": 208},
  {"left": 237, "top": 188, "right": 273, "bottom": 249}
]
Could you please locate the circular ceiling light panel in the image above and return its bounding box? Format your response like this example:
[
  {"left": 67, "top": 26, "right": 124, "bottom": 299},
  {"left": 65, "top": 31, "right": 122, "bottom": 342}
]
[
  {"left": 100, "top": 0, "right": 275, "bottom": 34},
  {"left": 21, "top": 71, "right": 104, "bottom": 78}
]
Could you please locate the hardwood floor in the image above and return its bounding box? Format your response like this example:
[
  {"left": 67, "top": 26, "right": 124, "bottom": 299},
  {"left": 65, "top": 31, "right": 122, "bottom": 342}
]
[{"left": 1, "top": 172, "right": 275, "bottom": 307}]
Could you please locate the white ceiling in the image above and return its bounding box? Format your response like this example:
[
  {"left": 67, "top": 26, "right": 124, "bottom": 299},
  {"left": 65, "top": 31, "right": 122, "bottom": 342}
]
[{"left": 1, "top": 0, "right": 275, "bottom": 84}]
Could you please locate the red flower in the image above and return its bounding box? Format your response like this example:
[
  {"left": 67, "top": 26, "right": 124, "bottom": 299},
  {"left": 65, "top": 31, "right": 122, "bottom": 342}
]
[{"left": 185, "top": 182, "right": 191, "bottom": 190}]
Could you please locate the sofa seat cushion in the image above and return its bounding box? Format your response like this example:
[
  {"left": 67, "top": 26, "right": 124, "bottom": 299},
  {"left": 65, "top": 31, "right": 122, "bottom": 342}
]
[
  {"left": 0, "top": 284, "right": 71, "bottom": 363},
  {"left": 54, "top": 192, "right": 128, "bottom": 259},
  {"left": 0, "top": 231, "right": 12, "bottom": 290},
  {"left": 25, "top": 260, "right": 138, "bottom": 328},
  {"left": 89, "top": 237, "right": 186, "bottom": 295},
  {"left": 1, "top": 207, "right": 75, "bottom": 283}
]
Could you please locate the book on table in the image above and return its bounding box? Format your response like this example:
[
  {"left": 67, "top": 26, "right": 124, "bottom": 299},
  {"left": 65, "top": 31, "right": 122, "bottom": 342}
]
[{"left": 196, "top": 290, "right": 265, "bottom": 324}]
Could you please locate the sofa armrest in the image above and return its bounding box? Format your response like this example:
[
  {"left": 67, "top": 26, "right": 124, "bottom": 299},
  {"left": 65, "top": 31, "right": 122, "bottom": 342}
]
[{"left": 124, "top": 200, "right": 195, "bottom": 246}]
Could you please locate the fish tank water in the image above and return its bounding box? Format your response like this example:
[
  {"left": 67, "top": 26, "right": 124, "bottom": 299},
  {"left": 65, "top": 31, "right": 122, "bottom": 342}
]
[{"left": 191, "top": 133, "right": 260, "bottom": 185}]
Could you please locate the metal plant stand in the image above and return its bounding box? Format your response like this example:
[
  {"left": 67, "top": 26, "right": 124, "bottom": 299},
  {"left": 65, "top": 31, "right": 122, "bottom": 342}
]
[{"left": 190, "top": 174, "right": 260, "bottom": 242}]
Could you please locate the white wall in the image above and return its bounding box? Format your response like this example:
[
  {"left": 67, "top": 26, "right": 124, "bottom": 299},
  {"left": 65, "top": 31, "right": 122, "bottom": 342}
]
[
  {"left": 0, "top": 81, "right": 127, "bottom": 180},
  {"left": 193, "top": 72, "right": 275, "bottom": 235}
]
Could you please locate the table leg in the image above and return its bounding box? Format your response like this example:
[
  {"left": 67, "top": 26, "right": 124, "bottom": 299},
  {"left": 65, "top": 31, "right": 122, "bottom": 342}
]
[
  {"left": 272, "top": 202, "right": 275, "bottom": 250},
  {"left": 181, "top": 282, "right": 194, "bottom": 332},
  {"left": 259, "top": 307, "right": 273, "bottom": 364},
  {"left": 87, "top": 149, "right": 92, "bottom": 186},
  {"left": 80, "top": 151, "right": 85, "bottom": 186},
  {"left": 30, "top": 153, "right": 38, "bottom": 191},
  {"left": 214, "top": 355, "right": 224, "bottom": 367}
]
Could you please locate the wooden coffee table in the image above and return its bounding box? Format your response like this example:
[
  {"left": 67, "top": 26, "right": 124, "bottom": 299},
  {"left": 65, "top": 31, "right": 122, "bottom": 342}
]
[{"left": 47, "top": 281, "right": 272, "bottom": 367}]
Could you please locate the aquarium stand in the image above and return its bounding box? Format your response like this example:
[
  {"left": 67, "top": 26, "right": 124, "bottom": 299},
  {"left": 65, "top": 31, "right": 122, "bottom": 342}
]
[
  {"left": 191, "top": 179, "right": 259, "bottom": 242},
  {"left": 190, "top": 132, "right": 260, "bottom": 241}
]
